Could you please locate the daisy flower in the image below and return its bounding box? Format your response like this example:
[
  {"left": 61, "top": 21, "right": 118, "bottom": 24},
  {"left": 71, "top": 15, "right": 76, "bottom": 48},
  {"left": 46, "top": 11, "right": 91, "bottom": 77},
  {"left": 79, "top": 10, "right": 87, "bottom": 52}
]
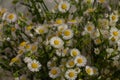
[
  {"left": 74, "top": 55, "right": 87, "bottom": 67},
  {"left": 70, "top": 48, "right": 80, "bottom": 57},
  {"left": 109, "top": 36, "right": 118, "bottom": 44},
  {"left": 31, "top": 43, "right": 38, "bottom": 53},
  {"left": 55, "top": 19, "right": 64, "bottom": 25},
  {"left": 27, "top": 60, "right": 41, "bottom": 72},
  {"left": 25, "top": 25, "right": 33, "bottom": 33},
  {"left": 85, "top": 66, "right": 94, "bottom": 75},
  {"left": 65, "top": 69, "right": 77, "bottom": 80},
  {"left": 66, "top": 59, "right": 75, "bottom": 68},
  {"left": 94, "top": 38, "right": 102, "bottom": 45},
  {"left": 94, "top": 48, "right": 100, "bottom": 55},
  {"left": 35, "top": 25, "right": 48, "bottom": 34},
  {"left": 90, "top": 29, "right": 100, "bottom": 39},
  {"left": 85, "top": 22, "right": 95, "bottom": 34},
  {"left": 58, "top": 1, "right": 70, "bottom": 13},
  {"left": 110, "top": 13, "right": 119, "bottom": 22},
  {"left": 49, "top": 67, "right": 61, "bottom": 79},
  {"left": 6, "top": 13, "right": 17, "bottom": 23},
  {"left": 25, "top": 43, "right": 31, "bottom": 51},
  {"left": 57, "top": 24, "right": 68, "bottom": 32},
  {"left": 62, "top": 29, "right": 74, "bottom": 40},
  {"left": 110, "top": 27, "right": 120, "bottom": 38},
  {"left": 50, "top": 36, "right": 64, "bottom": 48}
]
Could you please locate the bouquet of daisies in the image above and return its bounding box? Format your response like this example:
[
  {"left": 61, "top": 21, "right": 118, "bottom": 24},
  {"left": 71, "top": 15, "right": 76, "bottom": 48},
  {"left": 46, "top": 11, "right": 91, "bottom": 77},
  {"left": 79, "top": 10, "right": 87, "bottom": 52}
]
[{"left": 0, "top": 0, "right": 120, "bottom": 80}]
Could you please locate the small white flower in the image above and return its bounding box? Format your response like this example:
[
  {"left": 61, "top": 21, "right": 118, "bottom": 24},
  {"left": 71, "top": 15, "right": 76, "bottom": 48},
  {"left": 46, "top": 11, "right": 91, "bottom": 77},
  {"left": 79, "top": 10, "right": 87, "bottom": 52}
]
[
  {"left": 62, "top": 29, "right": 74, "bottom": 40},
  {"left": 85, "top": 22, "right": 95, "bottom": 34},
  {"left": 110, "top": 13, "right": 118, "bottom": 22},
  {"left": 35, "top": 25, "right": 48, "bottom": 34},
  {"left": 24, "top": 57, "right": 32, "bottom": 63},
  {"left": 94, "top": 48, "right": 100, "bottom": 55},
  {"left": 106, "top": 48, "right": 114, "bottom": 54},
  {"left": 90, "top": 29, "right": 100, "bottom": 39},
  {"left": 57, "top": 24, "right": 68, "bottom": 32},
  {"left": 70, "top": 48, "right": 80, "bottom": 57},
  {"left": 66, "top": 59, "right": 75, "bottom": 68},
  {"left": 110, "top": 27, "right": 120, "bottom": 38},
  {"left": 49, "top": 67, "right": 61, "bottom": 79},
  {"left": 27, "top": 60, "right": 41, "bottom": 72},
  {"left": 74, "top": 55, "right": 87, "bottom": 67},
  {"left": 94, "top": 38, "right": 102, "bottom": 45},
  {"left": 109, "top": 36, "right": 118, "bottom": 44},
  {"left": 85, "top": 66, "right": 94, "bottom": 75},
  {"left": 58, "top": 1, "right": 70, "bottom": 13},
  {"left": 54, "top": 19, "right": 64, "bottom": 25},
  {"left": 5, "top": 12, "right": 17, "bottom": 22},
  {"left": 65, "top": 69, "right": 77, "bottom": 80},
  {"left": 50, "top": 36, "right": 64, "bottom": 48}
]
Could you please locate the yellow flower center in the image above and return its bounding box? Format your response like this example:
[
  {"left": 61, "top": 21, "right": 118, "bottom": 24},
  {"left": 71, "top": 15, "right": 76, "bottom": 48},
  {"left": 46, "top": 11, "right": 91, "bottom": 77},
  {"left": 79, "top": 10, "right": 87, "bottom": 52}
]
[
  {"left": 39, "top": 29, "right": 44, "bottom": 34},
  {"left": 51, "top": 69, "right": 57, "bottom": 75},
  {"left": 86, "top": 68, "right": 92, "bottom": 74},
  {"left": 11, "top": 57, "right": 18, "bottom": 63},
  {"left": 87, "top": 0, "right": 92, "bottom": 3},
  {"left": 69, "top": 20, "right": 76, "bottom": 23},
  {"left": 8, "top": 14, "right": 15, "bottom": 19},
  {"left": 72, "top": 50, "right": 78, "bottom": 56},
  {"left": 18, "top": 50, "right": 24, "bottom": 54},
  {"left": 112, "top": 15, "right": 116, "bottom": 21},
  {"left": 68, "top": 61, "right": 74, "bottom": 66},
  {"left": 11, "top": 27, "right": 16, "bottom": 32},
  {"left": 54, "top": 40, "right": 60, "bottom": 45},
  {"left": 56, "top": 19, "right": 63, "bottom": 24},
  {"left": 87, "top": 26, "right": 92, "bottom": 31},
  {"left": 60, "top": 27, "right": 64, "bottom": 31},
  {"left": 25, "top": 44, "right": 31, "bottom": 49},
  {"left": 64, "top": 30, "right": 70, "bottom": 36},
  {"left": 20, "top": 42, "right": 26, "bottom": 47},
  {"left": 26, "top": 26, "right": 32, "bottom": 31},
  {"left": 61, "top": 3, "right": 67, "bottom": 9},
  {"left": 31, "top": 45, "right": 37, "bottom": 51},
  {"left": 113, "top": 31, "right": 118, "bottom": 36},
  {"left": 77, "top": 58, "right": 83, "bottom": 64},
  {"left": 111, "top": 37, "right": 116, "bottom": 42},
  {"left": 31, "top": 63, "right": 38, "bottom": 69},
  {"left": 95, "top": 39, "right": 101, "bottom": 44},
  {"left": 68, "top": 72, "right": 75, "bottom": 78}
]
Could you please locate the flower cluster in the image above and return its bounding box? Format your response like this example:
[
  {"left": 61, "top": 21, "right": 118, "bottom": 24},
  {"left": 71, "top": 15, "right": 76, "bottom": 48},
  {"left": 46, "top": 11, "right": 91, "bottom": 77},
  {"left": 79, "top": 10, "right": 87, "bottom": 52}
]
[{"left": 0, "top": 0, "right": 120, "bottom": 80}]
